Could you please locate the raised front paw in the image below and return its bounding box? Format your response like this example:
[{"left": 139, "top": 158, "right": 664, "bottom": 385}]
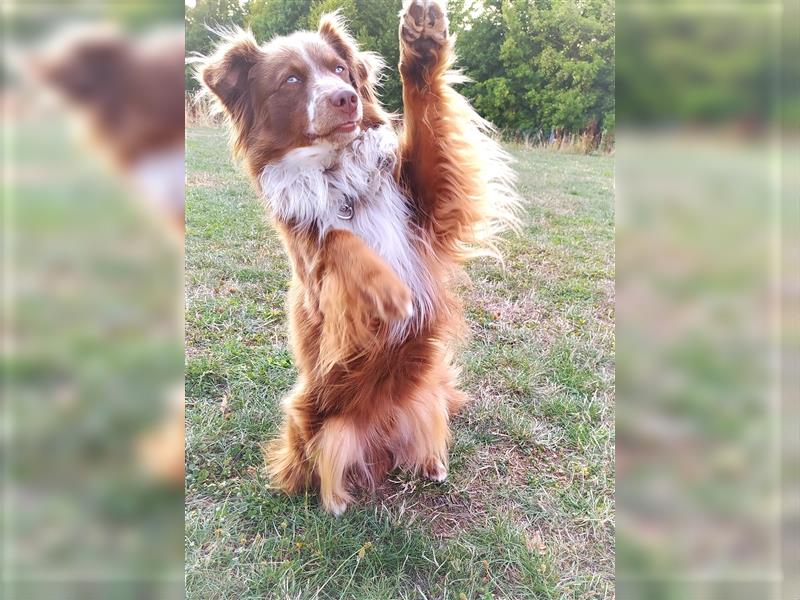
[
  {"left": 401, "top": 0, "right": 449, "bottom": 53},
  {"left": 362, "top": 268, "right": 413, "bottom": 323}
]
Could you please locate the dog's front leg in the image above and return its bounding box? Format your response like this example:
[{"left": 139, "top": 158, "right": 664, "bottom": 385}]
[
  {"left": 399, "top": 0, "right": 450, "bottom": 85},
  {"left": 398, "top": 0, "right": 487, "bottom": 256},
  {"left": 316, "top": 229, "right": 412, "bottom": 368}
]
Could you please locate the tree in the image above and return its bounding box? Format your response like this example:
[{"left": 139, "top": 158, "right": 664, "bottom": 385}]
[
  {"left": 185, "top": 0, "right": 247, "bottom": 91},
  {"left": 247, "top": 0, "right": 314, "bottom": 41},
  {"left": 454, "top": 0, "right": 614, "bottom": 137},
  {"left": 185, "top": 0, "right": 617, "bottom": 140}
]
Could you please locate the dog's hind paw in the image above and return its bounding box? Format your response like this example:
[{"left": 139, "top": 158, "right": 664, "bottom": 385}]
[
  {"left": 422, "top": 458, "right": 448, "bottom": 482},
  {"left": 323, "top": 495, "right": 349, "bottom": 517}
]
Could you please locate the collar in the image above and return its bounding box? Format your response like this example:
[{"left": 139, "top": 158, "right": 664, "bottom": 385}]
[{"left": 324, "top": 126, "right": 397, "bottom": 222}]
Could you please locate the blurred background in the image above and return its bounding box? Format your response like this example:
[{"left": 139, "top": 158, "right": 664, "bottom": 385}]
[
  {"left": 616, "top": 1, "right": 796, "bottom": 599},
  {"left": 3, "top": 1, "right": 185, "bottom": 598}
]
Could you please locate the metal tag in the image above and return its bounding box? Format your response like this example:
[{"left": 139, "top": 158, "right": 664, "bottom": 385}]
[{"left": 336, "top": 195, "right": 355, "bottom": 220}]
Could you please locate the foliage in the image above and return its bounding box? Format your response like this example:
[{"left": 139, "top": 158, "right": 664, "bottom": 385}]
[
  {"left": 185, "top": 0, "right": 247, "bottom": 90},
  {"left": 450, "top": 0, "right": 615, "bottom": 136},
  {"left": 185, "top": 0, "right": 616, "bottom": 136},
  {"left": 247, "top": 0, "right": 315, "bottom": 41},
  {"left": 616, "top": 11, "right": 775, "bottom": 126}
]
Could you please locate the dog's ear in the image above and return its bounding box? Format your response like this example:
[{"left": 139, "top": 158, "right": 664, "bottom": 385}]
[
  {"left": 31, "top": 31, "right": 129, "bottom": 106},
  {"left": 318, "top": 12, "right": 385, "bottom": 116},
  {"left": 199, "top": 29, "right": 261, "bottom": 123},
  {"left": 318, "top": 12, "right": 361, "bottom": 69}
]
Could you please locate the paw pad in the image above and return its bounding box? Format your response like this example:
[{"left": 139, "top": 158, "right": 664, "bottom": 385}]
[{"left": 401, "top": 0, "right": 448, "bottom": 47}]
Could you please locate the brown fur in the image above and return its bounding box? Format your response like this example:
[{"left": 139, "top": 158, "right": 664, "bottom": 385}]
[
  {"left": 34, "top": 27, "right": 184, "bottom": 168},
  {"left": 33, "top": 27, "right": 186, "bottom": 484},
  {"left": 33, "top": 27, "right": 186, "bottom": 235},
  {"left": 199, "top": 2, "right": 516, "bottom": 514}
]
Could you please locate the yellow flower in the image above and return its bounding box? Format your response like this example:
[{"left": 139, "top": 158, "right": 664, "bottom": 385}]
[{"left": 357, "top": 541, "right": 373, "bottom": 558}]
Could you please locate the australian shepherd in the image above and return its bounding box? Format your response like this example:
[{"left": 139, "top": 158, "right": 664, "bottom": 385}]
[
  {"left": 32, "top": 26, "right": 186, "bottom": 237},
  {"left": 199, "top": 0, "right": 518, "bottom": 515}
]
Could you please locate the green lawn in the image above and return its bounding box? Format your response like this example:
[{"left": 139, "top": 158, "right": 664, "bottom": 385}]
[{"left": 185, "top": 126, "right": 615, "bottom": 599}]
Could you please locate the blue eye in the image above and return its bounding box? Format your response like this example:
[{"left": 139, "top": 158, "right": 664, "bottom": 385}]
[
  {"left": 286, "top": 75, "right": 300, "bottom": 83},
  {"left": 334, "top": 65, "right": 345, "bottom": 74}
]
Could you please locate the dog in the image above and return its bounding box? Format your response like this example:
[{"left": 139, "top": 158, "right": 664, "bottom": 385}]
[
  {"left": 31, "top": 25, "right": 186, "bottom": 484},
  {"left": 32, "top": 25, "right": 186, "bottom": 238},
  {"left": 199, "top": 0, "right": 518, "bottom": 515}
]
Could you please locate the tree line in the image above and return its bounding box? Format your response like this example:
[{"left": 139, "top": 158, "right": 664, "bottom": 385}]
[{"left": 186, "top": 0, "right": 615, "bottom": 143}]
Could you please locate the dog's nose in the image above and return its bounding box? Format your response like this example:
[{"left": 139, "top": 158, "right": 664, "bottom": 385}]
[{"left": 329, "top": 89, "right": 358, "bottom": 113}]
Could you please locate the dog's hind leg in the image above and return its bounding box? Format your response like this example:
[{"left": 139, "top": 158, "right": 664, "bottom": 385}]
[
  {"left": 443, "top": 383, "right": 466, "bottom": 418},
  {"left": 395, "top": 389, "right": 451, "bottom": 483},
  {"left": 264, "top": 390, "right": 314, "bottom": 495},
  {"left": 438, "top": 359, "right": 466, "bottom": 416},
  {"left": 308, "top": 416, "right": 363, "bottom": 516}
]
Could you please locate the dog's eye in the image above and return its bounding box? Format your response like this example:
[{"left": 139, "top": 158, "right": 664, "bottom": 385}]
[
  {"left": 334, "top": 65, "right": 345, "bottom": 74},
  {"left": 286, "top": 75, "right": 300, "bottom": 84}
]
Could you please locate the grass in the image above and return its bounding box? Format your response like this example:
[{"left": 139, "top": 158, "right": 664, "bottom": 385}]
[
  {"left": 185, "top": 126, "right": 615, "bottom": 599},
  {"left": 7, "top": 116, "right": 185, "bottom": 589}
]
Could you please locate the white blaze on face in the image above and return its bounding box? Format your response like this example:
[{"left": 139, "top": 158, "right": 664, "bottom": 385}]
[
  {"left": 297, "top": 45, "right": 320, "bottom": 134},
  {"left": 291, "top": 42, "right": 362, "bottom": 138}
]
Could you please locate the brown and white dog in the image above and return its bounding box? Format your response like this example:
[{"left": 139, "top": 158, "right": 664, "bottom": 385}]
[
  {"left": 31, "top": 26, "right": 186, "bottom": 485},
  {"left": 199, "top": 0, "right": 517, "bottom": 515},
  {"left": 32, "top": 26, "right": 186, "bottom": 238}
]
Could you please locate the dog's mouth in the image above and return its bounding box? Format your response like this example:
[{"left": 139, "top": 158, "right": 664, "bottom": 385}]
[
  {"left": 310, "top": 120, "right": 361, "bottom": 141},
  {"left": 334, "top": 121, "right": 358, "bottom": 133}
]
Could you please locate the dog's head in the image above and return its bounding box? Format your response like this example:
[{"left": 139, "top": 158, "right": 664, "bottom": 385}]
[
  {"left": 32, "top": 26, "right": 185, "bottom": 164},
  {"left": 199, "top": 14, "right": 387, "bottom": 176},
  {"left": 33, "top": 27, "right": 130, "bottom": 111}
]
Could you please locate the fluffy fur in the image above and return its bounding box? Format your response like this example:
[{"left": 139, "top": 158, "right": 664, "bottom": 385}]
[
  {"left": 259, "top": 124, "right": 435, "bottom": 343},
  {"left": 199, "top": 0, "right": 518, "bottom": 515},
  {"left": 33, "top": 25, "right": 186, "bottom": 235}
]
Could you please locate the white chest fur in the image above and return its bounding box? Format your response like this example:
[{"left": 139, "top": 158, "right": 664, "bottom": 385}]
[{"left": 259, "top": 125, "right": 434, "bottom": 341}]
